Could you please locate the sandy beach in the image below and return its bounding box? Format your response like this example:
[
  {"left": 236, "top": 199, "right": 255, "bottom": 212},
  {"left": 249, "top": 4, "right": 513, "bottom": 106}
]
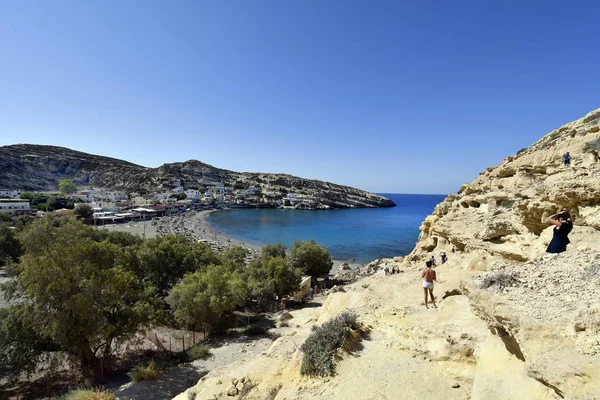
[{"left": 98, "top": 210, "right": 262, "bottom": 255}]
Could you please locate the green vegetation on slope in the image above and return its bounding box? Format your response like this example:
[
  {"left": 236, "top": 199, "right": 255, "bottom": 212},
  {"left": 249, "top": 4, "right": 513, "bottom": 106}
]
[{"left": 0, "top": 214, "right": 333, "bottom": 385}]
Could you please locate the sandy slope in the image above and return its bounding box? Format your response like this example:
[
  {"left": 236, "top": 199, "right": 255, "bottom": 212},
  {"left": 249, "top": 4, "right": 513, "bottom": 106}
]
[{"left": 170, "top": 247, "right": 599, "bottom": 400}]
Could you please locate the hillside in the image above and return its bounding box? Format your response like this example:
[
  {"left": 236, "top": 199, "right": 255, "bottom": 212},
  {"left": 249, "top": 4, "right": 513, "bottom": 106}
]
[
  {"left": 0, "top": 144, "right": 395, "bottom": 209},
  {"left": 164, "top": 109, "right": 600, "bottom": 400},
  {"left": 410, "top": 107, "right": 600, "bottom": 261}
]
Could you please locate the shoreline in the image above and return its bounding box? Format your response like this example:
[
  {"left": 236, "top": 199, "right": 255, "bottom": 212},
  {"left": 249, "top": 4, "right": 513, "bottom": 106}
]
[
  {"left": 98, "top": 209, "right": 370, "bottom": 270},
  {"left": 98, "top": 209, "right": 262, "bottom": 254}
]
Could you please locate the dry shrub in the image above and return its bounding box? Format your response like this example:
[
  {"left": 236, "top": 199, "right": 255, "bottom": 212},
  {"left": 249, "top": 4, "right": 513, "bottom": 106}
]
[
  {"left": 127, "top": 360, "right": 162, "bottom": 382},
  {"left": 480, "top": 271, "right": 519, "bottom": 290},
  {"left": 300, "top": 312, "right": 370, "bottom": 377},
  {"left": 586, "top": 263, "right": 600, "bottom": 279},
  {"left": 63, "top": 389, "right": 114, "bottom": 400},
  {"left": 185, "top": 344, "right": 212, "bottom": 361},
  {"left": 574, "top": 307, "right": 600, "bottom": 333}
]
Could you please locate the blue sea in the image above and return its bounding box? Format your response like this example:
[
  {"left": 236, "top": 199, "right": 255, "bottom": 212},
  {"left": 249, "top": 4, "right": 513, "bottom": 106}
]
[{"left": 207, "top": 193, "right": 446, "bottom": 264}]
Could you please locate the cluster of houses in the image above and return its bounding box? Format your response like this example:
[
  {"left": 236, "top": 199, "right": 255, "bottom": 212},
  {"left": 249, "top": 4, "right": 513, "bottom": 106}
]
[
  {"left": 0, "top": 189, "right": 30, "bottom": 215},
  {"left": 0, "top": 178, "right": 323, "bottom": 219}
]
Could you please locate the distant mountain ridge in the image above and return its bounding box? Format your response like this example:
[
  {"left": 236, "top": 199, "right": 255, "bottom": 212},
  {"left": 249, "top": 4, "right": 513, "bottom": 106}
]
[{"left": 0, "top": 144, "right": 395, "bottom": 209}]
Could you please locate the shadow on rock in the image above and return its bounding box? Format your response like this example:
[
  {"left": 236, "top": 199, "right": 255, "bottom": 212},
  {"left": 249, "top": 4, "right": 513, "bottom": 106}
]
[{"left": 114, "top": 365, "right": 207, "bottom": 400}]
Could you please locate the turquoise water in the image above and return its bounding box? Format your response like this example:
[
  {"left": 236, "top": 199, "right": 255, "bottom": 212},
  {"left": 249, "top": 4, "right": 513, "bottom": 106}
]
[{"left": 207, "top": 193, "right": 446, "bottom": 264}]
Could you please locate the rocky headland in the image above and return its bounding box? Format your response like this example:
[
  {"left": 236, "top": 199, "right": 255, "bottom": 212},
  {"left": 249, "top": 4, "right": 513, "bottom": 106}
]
[
  {"left": 0, "top": 144, "right": 395, "bottom": 209},
  {"left": 161, "top": 108, "right": 600, "bottom": 400}
]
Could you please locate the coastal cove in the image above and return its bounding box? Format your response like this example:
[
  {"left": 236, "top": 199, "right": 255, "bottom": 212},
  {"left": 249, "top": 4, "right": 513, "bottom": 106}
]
[{"left": 207, "top": 193, "right": 445, "bottom": 264}]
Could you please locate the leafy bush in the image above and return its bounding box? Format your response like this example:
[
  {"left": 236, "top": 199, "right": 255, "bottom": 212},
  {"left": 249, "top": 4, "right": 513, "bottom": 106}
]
[
  {"left": 589, "top": 126, "right": 600, "bottom": 133},
  {"left": 62, "top": 389, "right": 114, "bottom": 400},
  {"left": 300, "top": 312, "right": 369, "bottom": 377},
  {"left": 185, "top": 344, "right": 212, "bottom": 361},
  {"left": 127, "top": 360, "right": 162, "bottom": 382},
  {"left": 480, "top": 271, "right": 519, "bottom": 290}
]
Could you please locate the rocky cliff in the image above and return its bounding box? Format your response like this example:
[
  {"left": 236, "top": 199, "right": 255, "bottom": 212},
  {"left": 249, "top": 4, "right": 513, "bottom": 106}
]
[
  {"left": 165, "top": 109, "right": 600, "bottom": 400},
  {"left": 411, "top": 107, "right": 600, "bottom": 263},
  {"left": 0, "top": 144, "right": 395, "bottom": 209}
]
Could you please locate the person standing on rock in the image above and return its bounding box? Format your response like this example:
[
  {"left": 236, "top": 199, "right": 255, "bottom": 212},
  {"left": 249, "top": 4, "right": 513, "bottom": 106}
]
[
  {"left": 422, "top": 261, "right": 437, "bottom": 308},
  {"left": 546, "top": 208, "right": 573, "bottom": 254},
  {"left": 563, "top": 152, "right": 571, "bottom": 166}
]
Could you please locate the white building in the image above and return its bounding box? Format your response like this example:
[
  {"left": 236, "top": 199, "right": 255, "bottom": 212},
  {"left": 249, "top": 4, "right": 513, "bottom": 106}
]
[
  {"left": 185, "top": 190, "right": 200, "bottom": 200},
  {"left": 0, "top": 199, "right": 31, "bottom": 214},
  {"left": 0, "top": 189, "right": 23, "bottom": 199},
  {"left": 246, "top": 187, "right": 259, "bottom": 196}
]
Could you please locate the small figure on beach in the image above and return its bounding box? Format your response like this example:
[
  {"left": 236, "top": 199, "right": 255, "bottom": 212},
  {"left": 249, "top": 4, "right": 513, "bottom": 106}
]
[
  {"left": 546, "top": 208, "right": 573, "bottom": 254},
  {"left": 563, "top": 151, "right": 571, "bottom": 166},
  {"left": 429, "top": 255, "right": 437, "bottom": 267},
  {"left": 440, "top": 251, "right": 447, "bottom": 264},
  {"left": 384, "top": 266, "right": 390, "bottom": 275},
  {"left": 422, "top": 261, "right": 437, "bottom": 309}
]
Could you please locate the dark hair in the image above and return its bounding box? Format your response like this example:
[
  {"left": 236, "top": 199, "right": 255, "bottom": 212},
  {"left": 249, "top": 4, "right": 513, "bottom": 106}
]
[{"left": 426, "top": 261, "right": 432, "bottom": 268}]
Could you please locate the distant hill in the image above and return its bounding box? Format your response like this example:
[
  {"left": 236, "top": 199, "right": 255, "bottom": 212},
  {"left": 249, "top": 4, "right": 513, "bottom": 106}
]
[{"left": 0, "top": 144, "right": 395, "bottom": 209}]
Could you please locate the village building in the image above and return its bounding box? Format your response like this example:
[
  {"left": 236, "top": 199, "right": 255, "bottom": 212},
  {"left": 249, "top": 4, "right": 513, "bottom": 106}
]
[
  {"left": 0, "top": 189, "right": 24, "bottom": 199},
  {"left": 246, "top": 186, "right": 260, "bottom": 196},
  {"left": 185, "top": 190, "right": 200, "bottom": 200},
  {"left": 0, "top": 199, "right": 31, "bottom": 214}
]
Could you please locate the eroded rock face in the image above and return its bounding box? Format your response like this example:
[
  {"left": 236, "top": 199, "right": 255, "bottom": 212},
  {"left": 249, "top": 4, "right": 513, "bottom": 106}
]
[
  {"left": 411, "top": 108, "right": 600, "bottom": 262},
  {"left": 0, "top": 144, "right": 395, "bottom": 209}
]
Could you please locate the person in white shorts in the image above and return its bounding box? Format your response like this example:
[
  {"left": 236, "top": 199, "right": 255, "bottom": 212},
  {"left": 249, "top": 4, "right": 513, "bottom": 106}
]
[{"left": 421, "top": 260, "right": 437, "bottom": 308}]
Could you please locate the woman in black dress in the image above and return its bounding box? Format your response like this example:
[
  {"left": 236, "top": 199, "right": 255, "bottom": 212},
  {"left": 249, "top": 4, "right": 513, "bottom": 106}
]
[{"left": 546, "top": 208, "right": 573, "bottom": 254}]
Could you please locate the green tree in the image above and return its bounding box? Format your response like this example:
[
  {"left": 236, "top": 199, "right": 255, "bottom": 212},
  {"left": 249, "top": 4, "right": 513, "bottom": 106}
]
[
  {"left": 0, "top": 222, "right": 21, "bottom": 267},
  {"left": 124, "top": 235, "right": 220, "bottom": 297},
  {"left": 58, "top": 179, "right": 77, "bottom": 195},
  {"left": 248, "top": 256, "right": 302, "bottom": 308},
  {"left": 220, "top": 246, "right": 249, "bottom": 271},
  {"left": 261, "top": 243, "right": 287, "bottom": 259},
  {"left": 289, "top": 240, "right": 333, "bottom": 277},
  {"left": 0, "top": 305, "right": 58, "bottom": 381},
  {"left": 14, "top": 215, "right": 162, "bottom": 376},
  {"left": 74, "top": 203, "right": 94, "bottom": 219},
  {"left": 20, "top": 192, "right": 49, "bottom": 207},
  {"left": 166, "top": 265, "right": 248, "bottom": 333},
  {"left": 47, "top": 194, "right": 75, "bottom": 210}
]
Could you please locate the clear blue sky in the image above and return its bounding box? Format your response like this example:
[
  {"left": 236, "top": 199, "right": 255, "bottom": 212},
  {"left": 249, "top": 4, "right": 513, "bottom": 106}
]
[{"left": 1, "top": 1, "right": 599, "bottom": 194}]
